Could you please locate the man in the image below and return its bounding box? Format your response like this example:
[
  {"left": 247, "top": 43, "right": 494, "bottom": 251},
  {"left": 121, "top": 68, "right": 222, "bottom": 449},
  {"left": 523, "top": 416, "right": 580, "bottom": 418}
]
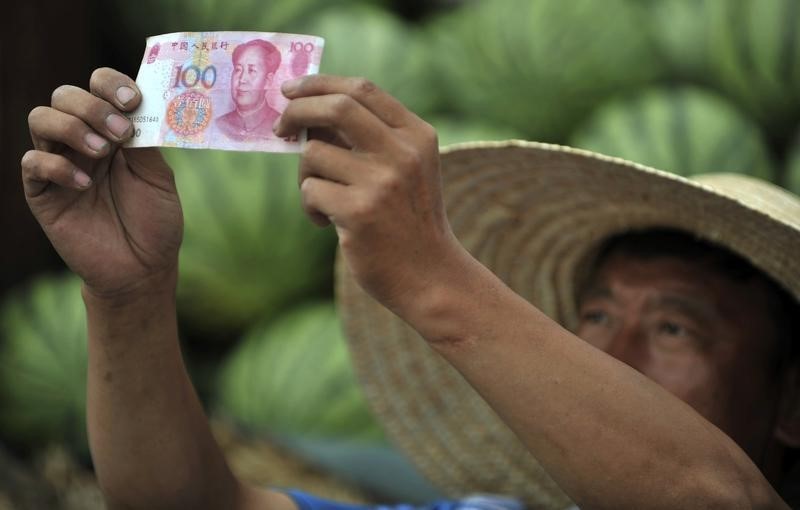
[
  {"left": 216, "top": 39, "right": 282, "bottom": 141},
  {"left": 333, "top": 142, "right": 800, "bottom": 508},
  {"left": 21, "top": 69, "right": 800, "bottom": 509}
]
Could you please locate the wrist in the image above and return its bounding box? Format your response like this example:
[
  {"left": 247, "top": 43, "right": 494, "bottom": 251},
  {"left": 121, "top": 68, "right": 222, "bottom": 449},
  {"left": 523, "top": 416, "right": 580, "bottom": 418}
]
[
  {"left": 81, "top": 269, "right": 178, "bottom": 312},
  {"left": 394, "top": 240, "right": 494, "bottom": 348},
  {"left": 81, "top": 269, "right": 180, "bottom": 354}
]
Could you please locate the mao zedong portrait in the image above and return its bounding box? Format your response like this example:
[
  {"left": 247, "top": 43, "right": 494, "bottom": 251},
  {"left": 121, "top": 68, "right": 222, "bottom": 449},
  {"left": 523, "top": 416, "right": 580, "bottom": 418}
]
[{"left": 216, "top": 39, "right": 282, "bottom": 141}]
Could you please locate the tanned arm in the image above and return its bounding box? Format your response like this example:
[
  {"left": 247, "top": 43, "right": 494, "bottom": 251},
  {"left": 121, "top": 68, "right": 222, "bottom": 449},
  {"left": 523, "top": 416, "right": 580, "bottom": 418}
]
[{"left": 23, "top": 67, "right": 294, "bottom": 510}]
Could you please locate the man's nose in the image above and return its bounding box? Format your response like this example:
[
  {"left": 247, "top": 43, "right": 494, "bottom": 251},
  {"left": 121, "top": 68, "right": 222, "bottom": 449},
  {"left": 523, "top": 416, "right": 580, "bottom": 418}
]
[{"left": 603, "top": 321, "right": 647, "bottom": 371}]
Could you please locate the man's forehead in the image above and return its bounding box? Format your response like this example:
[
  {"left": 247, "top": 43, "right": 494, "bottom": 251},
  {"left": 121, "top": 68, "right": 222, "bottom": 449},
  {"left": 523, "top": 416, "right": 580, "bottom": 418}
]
[
  {"left": 586, "top": 249, "right": 714, "bottom": 290},
  {"left": 580, "top": 275, "right": 718, "bottom": 320},
  {"left": 582, "top": 250, "right": 776, "bottom": 320}
]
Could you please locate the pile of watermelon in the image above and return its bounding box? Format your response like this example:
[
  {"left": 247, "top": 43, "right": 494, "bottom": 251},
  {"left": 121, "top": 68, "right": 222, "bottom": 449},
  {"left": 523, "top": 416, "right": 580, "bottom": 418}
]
[
  {"left": 2, "top": 0, "right": 799, "bottom": 503},
  {"left": 569, "top": 86, "right": 776, "bottom": 180},
  {"left": 0, "top": 275, "right": 89, "bottom": 456}
]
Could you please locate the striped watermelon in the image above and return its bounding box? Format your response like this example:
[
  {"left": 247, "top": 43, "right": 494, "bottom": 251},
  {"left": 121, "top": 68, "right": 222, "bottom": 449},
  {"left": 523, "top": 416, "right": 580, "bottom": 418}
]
[
  {"left": 0, "top": 274, "right": 88, "bottom": 456},
  {"left": 164, "top": 149, "right": 337, "bottom": 335},
  {"left": 647, "top": 0, "right": 711, "bottom": 80},
  {"left": 429, "top": 0, "right": 660, "bottom": 142},
  {"left": 299, "top": 4, "right": 438, "bottom": 117},
  {"left": 213, "top": 301, "right": 384, "bottom": 442},
  {"left": 115, "top": 0, "right": 378, "bottom": 37},
  {"left": 431, "top": 116, "right": 523, "bottom": 148},
  {"left": 649, "top": 0, "right": 800, "bottom": 139},
  {"left": 570, "top": 86, "right": 775, "bottom": 179},
  {"left": 787, "top": 132, "right": 800, "bottom": 194}
]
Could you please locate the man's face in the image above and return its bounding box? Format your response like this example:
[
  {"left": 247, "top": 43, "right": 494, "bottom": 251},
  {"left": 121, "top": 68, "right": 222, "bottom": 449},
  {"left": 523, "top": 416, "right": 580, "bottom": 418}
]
[
  {"left": 231, "top": 46, "right": 273, "bottom": 110},
  {"left": 577, "top": 251, "right": 783, "bottom": 459}
]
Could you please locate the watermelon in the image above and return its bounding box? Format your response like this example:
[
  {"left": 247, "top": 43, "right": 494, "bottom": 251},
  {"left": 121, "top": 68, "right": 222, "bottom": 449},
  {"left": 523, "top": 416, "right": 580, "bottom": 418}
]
[
  {"left": 787, "top": 132, "right": 800, "bottom": 195},
  {"left": 570, "top": 86, "right": 775, "bottom": 180},
  {"left": 0, "top": 274, "right": 88, "bottom": 455},
  {"left": 165, "top": 149, "right": 337, "bottom": 335},
  {"left": 430, "top": 116, "right": 523, "bottom": 148},
  {"left": 214, "top": 301, "right": 384, "bottom": 442},
  {"left": 649, "top": 0, "right": 800, "bottom": 140},
  {"left": 115, "top": 0, "right": 378, "bottom": 38},
  {"left": 647, "top": 0, "right": 715, "bottom": 80},
  {"left": 428, "top": 0, "right": 660, "bottom": 142},
  {"left": 298, "top": 4, "right": 439, "bottom": 117}
]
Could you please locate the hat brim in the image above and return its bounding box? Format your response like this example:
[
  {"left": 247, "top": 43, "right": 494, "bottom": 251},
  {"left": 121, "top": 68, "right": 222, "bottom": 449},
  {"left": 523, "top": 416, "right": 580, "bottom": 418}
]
[{"left": 335, "top": 141, "right": 800, "bottom": 508}]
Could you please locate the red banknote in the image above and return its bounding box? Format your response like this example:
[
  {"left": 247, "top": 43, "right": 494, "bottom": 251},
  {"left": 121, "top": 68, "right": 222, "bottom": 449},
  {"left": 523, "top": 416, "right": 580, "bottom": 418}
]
[{"left": 125, "top": 32, "right": 324, "bottom": 153}]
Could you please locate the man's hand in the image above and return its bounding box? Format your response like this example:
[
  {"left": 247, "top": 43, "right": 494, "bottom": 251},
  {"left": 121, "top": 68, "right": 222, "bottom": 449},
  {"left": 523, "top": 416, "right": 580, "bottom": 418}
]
[
  {"left": 275, "top": 75, "right": 464, "bottom": 317},
  {"left": 22, "top": 68, "right": 183, "bottom": 302}
]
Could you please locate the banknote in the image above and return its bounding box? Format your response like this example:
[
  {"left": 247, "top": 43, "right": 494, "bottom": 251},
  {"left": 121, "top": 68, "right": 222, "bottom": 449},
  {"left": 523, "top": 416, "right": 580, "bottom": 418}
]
[{"left": 124, "top": 32, "right": 324, "bottom": 153}]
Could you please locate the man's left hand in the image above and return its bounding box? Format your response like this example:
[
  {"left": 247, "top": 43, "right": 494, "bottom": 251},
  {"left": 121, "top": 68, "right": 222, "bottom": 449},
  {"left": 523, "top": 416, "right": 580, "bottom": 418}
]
[{"left": 274, "top": 74, "right": 464, "bottom": 318}]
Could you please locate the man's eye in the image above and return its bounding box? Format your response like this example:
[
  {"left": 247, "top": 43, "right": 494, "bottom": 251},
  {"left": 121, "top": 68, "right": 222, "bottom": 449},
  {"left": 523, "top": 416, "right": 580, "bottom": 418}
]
[
  {"left": 656, "top": 321, "right": 687, "bottom": 337},
  {"left": 581, "top": 310, "right": 609, "bottom": 325}
]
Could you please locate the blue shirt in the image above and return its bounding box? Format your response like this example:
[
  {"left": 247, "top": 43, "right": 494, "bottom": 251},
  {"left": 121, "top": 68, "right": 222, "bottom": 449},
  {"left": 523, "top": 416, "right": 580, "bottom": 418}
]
[{"left": 284, "top": 490, "right": 539, "bottom": 510}]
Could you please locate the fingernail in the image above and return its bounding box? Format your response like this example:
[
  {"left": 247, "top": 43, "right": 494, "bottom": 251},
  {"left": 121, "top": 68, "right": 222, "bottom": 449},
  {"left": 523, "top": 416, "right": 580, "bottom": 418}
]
[
  {"left": 84, "top": 132, "right": 108, "bottom": 153},
  {"left": 272, "top": 116, "right": 282, "bottom": 134},
  {"left": 281, "top": 78, "right": 303, "bottom": 95},
  {"left": 116, "top": 86, "right": 136, "bottom": 105},
  {"left": 73, "top": 169, "right": 92, "bottom": 188},
  {"left": 105, "top": 113, "right": 131, "bottom": 139}
]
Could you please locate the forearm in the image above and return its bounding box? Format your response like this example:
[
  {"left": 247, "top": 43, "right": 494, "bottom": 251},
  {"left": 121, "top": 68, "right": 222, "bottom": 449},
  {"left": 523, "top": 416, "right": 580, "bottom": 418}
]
[
  {"left": 402, "top": 247, "right": 785, "bottom": 509},
  {"left": 83, "top": 279, "right": 241, "bottom": 510}
]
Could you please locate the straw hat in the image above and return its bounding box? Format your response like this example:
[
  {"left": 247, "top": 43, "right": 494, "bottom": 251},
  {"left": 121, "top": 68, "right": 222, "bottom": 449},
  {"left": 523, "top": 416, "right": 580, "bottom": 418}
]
[{"left": 335, "top": 140, "right": 800, "bottom": 509}]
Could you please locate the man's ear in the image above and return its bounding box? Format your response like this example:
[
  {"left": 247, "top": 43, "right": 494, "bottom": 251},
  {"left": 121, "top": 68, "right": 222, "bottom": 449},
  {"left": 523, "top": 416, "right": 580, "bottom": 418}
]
[{"left": 775, "top": 363, "right": 800, "bottom": 447}]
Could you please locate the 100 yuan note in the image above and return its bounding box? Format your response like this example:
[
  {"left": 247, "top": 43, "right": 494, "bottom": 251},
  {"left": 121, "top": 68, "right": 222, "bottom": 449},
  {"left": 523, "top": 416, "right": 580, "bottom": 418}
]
[{"left": 124, "top": 32, "right": 324, "bottom": 153}]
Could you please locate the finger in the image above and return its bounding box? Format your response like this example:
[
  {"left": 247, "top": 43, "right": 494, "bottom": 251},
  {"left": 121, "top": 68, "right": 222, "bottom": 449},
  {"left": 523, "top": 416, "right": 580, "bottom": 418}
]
[
  {"left": 52, "top": 85, "right": 134, "bottom": 142},
  {"left": 299, "top": 139, "right": 364, "bottom": 187},
  {"left": 28, "top": 106, "right": 111, "bottom": 158},
  {"left": 300, "top": 176, "right": 350, "bottom": 228},
  {"left": 88, "top": 67, "right": 141, "bottom": 112},
  {"left": 21, "top": 150, "right": 92, "bottom": 198},
  {"left": 308, "top": 127, "right": 348, "bottom": 149},
  {"left": 281, "top": 75, "right": 412, "bottom": 128},
  {"left": 275, "top": 94, "right": 390, "bottom": 151}
]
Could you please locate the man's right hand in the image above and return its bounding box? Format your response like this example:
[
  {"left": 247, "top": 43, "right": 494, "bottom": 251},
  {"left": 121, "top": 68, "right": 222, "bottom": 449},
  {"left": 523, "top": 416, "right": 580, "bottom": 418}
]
[{"left": 22, "top": 68, "right": 183, "bottom": 302}]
